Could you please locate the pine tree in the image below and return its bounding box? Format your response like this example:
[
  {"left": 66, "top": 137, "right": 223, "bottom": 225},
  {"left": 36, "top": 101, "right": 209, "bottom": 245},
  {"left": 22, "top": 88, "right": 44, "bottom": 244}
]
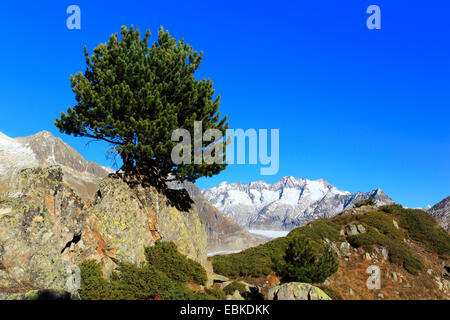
[
  {"left": 55, "top": 25, "right": 228, "bottom": 185},
  {"left": 276, "top": 237, "right": 338, "bottom": 284}
]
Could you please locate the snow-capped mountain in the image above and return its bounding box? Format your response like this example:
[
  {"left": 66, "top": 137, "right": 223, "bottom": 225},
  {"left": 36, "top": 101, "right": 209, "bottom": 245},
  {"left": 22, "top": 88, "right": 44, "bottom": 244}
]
[
  {"left": 202, "top": 176, "right": 393, "bottom": 231},
  {"left": 0, "top": 131, "right": 113, "bottom": 199}
]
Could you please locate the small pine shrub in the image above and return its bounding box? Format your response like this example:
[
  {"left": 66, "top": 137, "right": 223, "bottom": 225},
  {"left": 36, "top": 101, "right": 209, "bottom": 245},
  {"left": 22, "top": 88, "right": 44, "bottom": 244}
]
[
  {"left": 275, "top": 237, "right": 338, "bottom": 284},
  {"left": 205, "top": 286, "right": 227, "bottom": 300},
  {"left": 78, "top": 260, "right": 111, "bottom": 300},
  {"left": 354, "top": 198, "right": 375, "bottom": 208},
  {"left": 78, "top": 241, "right": 211, "bottom": 300},
  {"left": 210, "top": 237, "right": 290, "bottom": 278},
  {"left": 145, "top": 240, "right": 207, "bottom": 285},
  {"left": 223, "top": 281, "right": 247, "bottom": 295}
]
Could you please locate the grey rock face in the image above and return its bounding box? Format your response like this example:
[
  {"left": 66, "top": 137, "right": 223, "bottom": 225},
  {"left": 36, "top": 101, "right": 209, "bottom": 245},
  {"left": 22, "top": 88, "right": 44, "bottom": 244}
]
[
  {"left": 428, "top": 196, "right": 450, "bottom": 232},
  {"left": 0, "top": 167, "right": 209, "bottom": 296},
  {"left": 0, "top": 167, "right": 85, "bottom": 293},
  {"left": 202, "top": 177, "right": 393, "bottom": 231}
]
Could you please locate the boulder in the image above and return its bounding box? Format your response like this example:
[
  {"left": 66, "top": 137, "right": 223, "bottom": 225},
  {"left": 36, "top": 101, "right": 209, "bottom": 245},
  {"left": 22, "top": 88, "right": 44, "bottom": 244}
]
[
  {"left": 346, "top": 224, "right": 359, "bottom": 236},
  {"left": 0, "top": 167, "right": 209, "bottom": 294},
  {"left": 356, "top": 224, "right": 366, "bottom": 233},
  {"left": 0, "top": 167, "right": 84, "bottom": 293},
  {"left": 340, "top": 241, "right": 351, "bottom": 255},
  {"left": 268, "top": 282, "right": 331, "bottom": 300},
  {"left": 227, "top": 290, "right": 245, "bottom": 300},
  {"left": 323, "top": 238, "right": 340, "bottom": 256}
]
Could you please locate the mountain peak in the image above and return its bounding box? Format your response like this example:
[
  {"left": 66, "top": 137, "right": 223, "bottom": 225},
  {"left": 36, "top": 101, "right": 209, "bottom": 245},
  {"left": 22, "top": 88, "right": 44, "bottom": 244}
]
[{"left": 34, "top": 130, "right": 54, "bottom": 137}]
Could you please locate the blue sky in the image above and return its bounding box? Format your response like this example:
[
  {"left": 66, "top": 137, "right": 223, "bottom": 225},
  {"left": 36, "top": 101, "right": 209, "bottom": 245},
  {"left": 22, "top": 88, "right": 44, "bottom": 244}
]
[{"left": 0, "top": 1, "right": 448, "bottom": 207}]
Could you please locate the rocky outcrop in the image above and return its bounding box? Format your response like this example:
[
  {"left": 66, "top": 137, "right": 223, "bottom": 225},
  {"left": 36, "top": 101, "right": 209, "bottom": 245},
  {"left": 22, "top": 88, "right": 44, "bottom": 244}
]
[
  {"left": 268, "top": 282, "right": 331, "bottom": 300},
  {"left": 0, "top": 167, "right": 209, "bottom": 296},
  {"left": 428, "top": 196, "right": 449, "bottom": 232},
  {"left": 76, "top": 174, "right": 209, "bottom": 277}
]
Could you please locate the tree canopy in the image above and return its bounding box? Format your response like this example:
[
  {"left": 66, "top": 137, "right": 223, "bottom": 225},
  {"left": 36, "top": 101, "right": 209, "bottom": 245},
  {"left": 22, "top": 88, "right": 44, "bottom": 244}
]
[{"left": 56, "top": 25, "right": 228, "bottom": 185}]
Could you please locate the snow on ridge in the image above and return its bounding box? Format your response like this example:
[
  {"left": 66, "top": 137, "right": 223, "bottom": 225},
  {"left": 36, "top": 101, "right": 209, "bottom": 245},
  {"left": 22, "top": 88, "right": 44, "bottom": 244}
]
[
  {"left": 0, "top": 132, "right": 38, "bottom": 176},
  {"left": 202, "top": 175, "right": 393, "bottom": 231}
]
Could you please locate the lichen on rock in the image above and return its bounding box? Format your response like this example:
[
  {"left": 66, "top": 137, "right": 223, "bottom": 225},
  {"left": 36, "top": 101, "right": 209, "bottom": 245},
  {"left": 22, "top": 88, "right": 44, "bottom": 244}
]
[
  {"left": 268, "top": 282, "right": 332, "bottom": 300},
  {"left": 0, "top": 167, "right": 209, "bottom": 296},
  {"left": 0, "top": 166, "right": 85, "bottom": 293}
]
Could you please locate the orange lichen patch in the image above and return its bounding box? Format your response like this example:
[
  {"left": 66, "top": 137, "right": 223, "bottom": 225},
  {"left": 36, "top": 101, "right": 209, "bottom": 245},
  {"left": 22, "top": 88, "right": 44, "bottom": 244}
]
[
  {"left": 267, "top": 274, "right": 281, "bottom": 286},
  {"left": 0, "top": 184, "right": 10, "bottom": 196},
  {"left": 44, "top": 191, "right": 62, "bottom": 235},
  {"left": 148, "top": 206, "right": 160, "bottom": 241},
  {"left": 93, "top": 230, "right": 108, "bottom": 256},
  {"left": 44, "top": 193, "right": 54, "bottom": 216}
]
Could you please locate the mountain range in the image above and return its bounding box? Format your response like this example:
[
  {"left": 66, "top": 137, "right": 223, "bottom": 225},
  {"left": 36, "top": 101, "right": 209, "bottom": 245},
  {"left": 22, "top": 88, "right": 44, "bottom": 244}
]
[
  {"left": 0, "top": 130, "right": 447, "bottom": 244},
  {"left": 202, "top": 177, "right": 394, "bottom": 231}
]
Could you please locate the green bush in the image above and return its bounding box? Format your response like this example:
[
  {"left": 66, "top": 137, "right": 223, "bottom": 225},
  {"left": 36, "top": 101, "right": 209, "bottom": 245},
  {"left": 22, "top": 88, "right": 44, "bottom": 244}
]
[
  {"left": 380, "top": 204, "right": 450, "bottom": 257},
  {"left": 204, "top": 286, "right": 227, "bottom": 300},
  {"left": 354, "top": 198, "right": 375, "bottom": 208},
  {"left": 289, "top": 218, "right": 342, "bottom": 242},
  {"left": 209, "top": 237, "right": 290, "bottom": 278},
  {"left": 223, "top": 281, "right": 248, "bottom": 295},
  {"left": 78, "top": 260, "right": 111, "bottom": 300},
  {"left": 145, "top": 240, "right": 207, "bottom": 285},
  {"left": 275, "top": 237, "right": 338, "bottom": 283},
  {"left": 78, "top": 241, "right": 211, "bottom": 300}
]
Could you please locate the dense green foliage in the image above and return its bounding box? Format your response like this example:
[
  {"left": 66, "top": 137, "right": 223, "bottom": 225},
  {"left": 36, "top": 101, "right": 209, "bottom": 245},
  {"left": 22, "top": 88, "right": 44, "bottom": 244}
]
[
  {"left": 289, "top": 218, "right": 345, "bottom": 242},
  {"left": 78, "top": 260, "right": 111, "bottom": 300},
  {"left": 210, "top": 204, "right": 449, "bottom": 278},
  {"left": 56, "top": 25, "right": 228, "bottom": 184},
  {"left": 223, "top": 281, "right": 248, "bottom": 295},
  {"left": 204, "top": 286, "right": 227, "bottom": 300},
  {"left": 145, "top": 240, "right": 207, "bottom": 285},
  {"left": 275, "top": 237, "right": 338, "bottom": 283},
  {"left": 354, "top": 198, "right": 375, "bottom": 208},
  {"left": 210, "top": 237, "right": 291, "bottom": 278},
  {"left": 79, "top": 241, "right": 210, "bottom": 300},
  {"left": 381, "top": 204, "right": 450, "bottom": 257}
]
